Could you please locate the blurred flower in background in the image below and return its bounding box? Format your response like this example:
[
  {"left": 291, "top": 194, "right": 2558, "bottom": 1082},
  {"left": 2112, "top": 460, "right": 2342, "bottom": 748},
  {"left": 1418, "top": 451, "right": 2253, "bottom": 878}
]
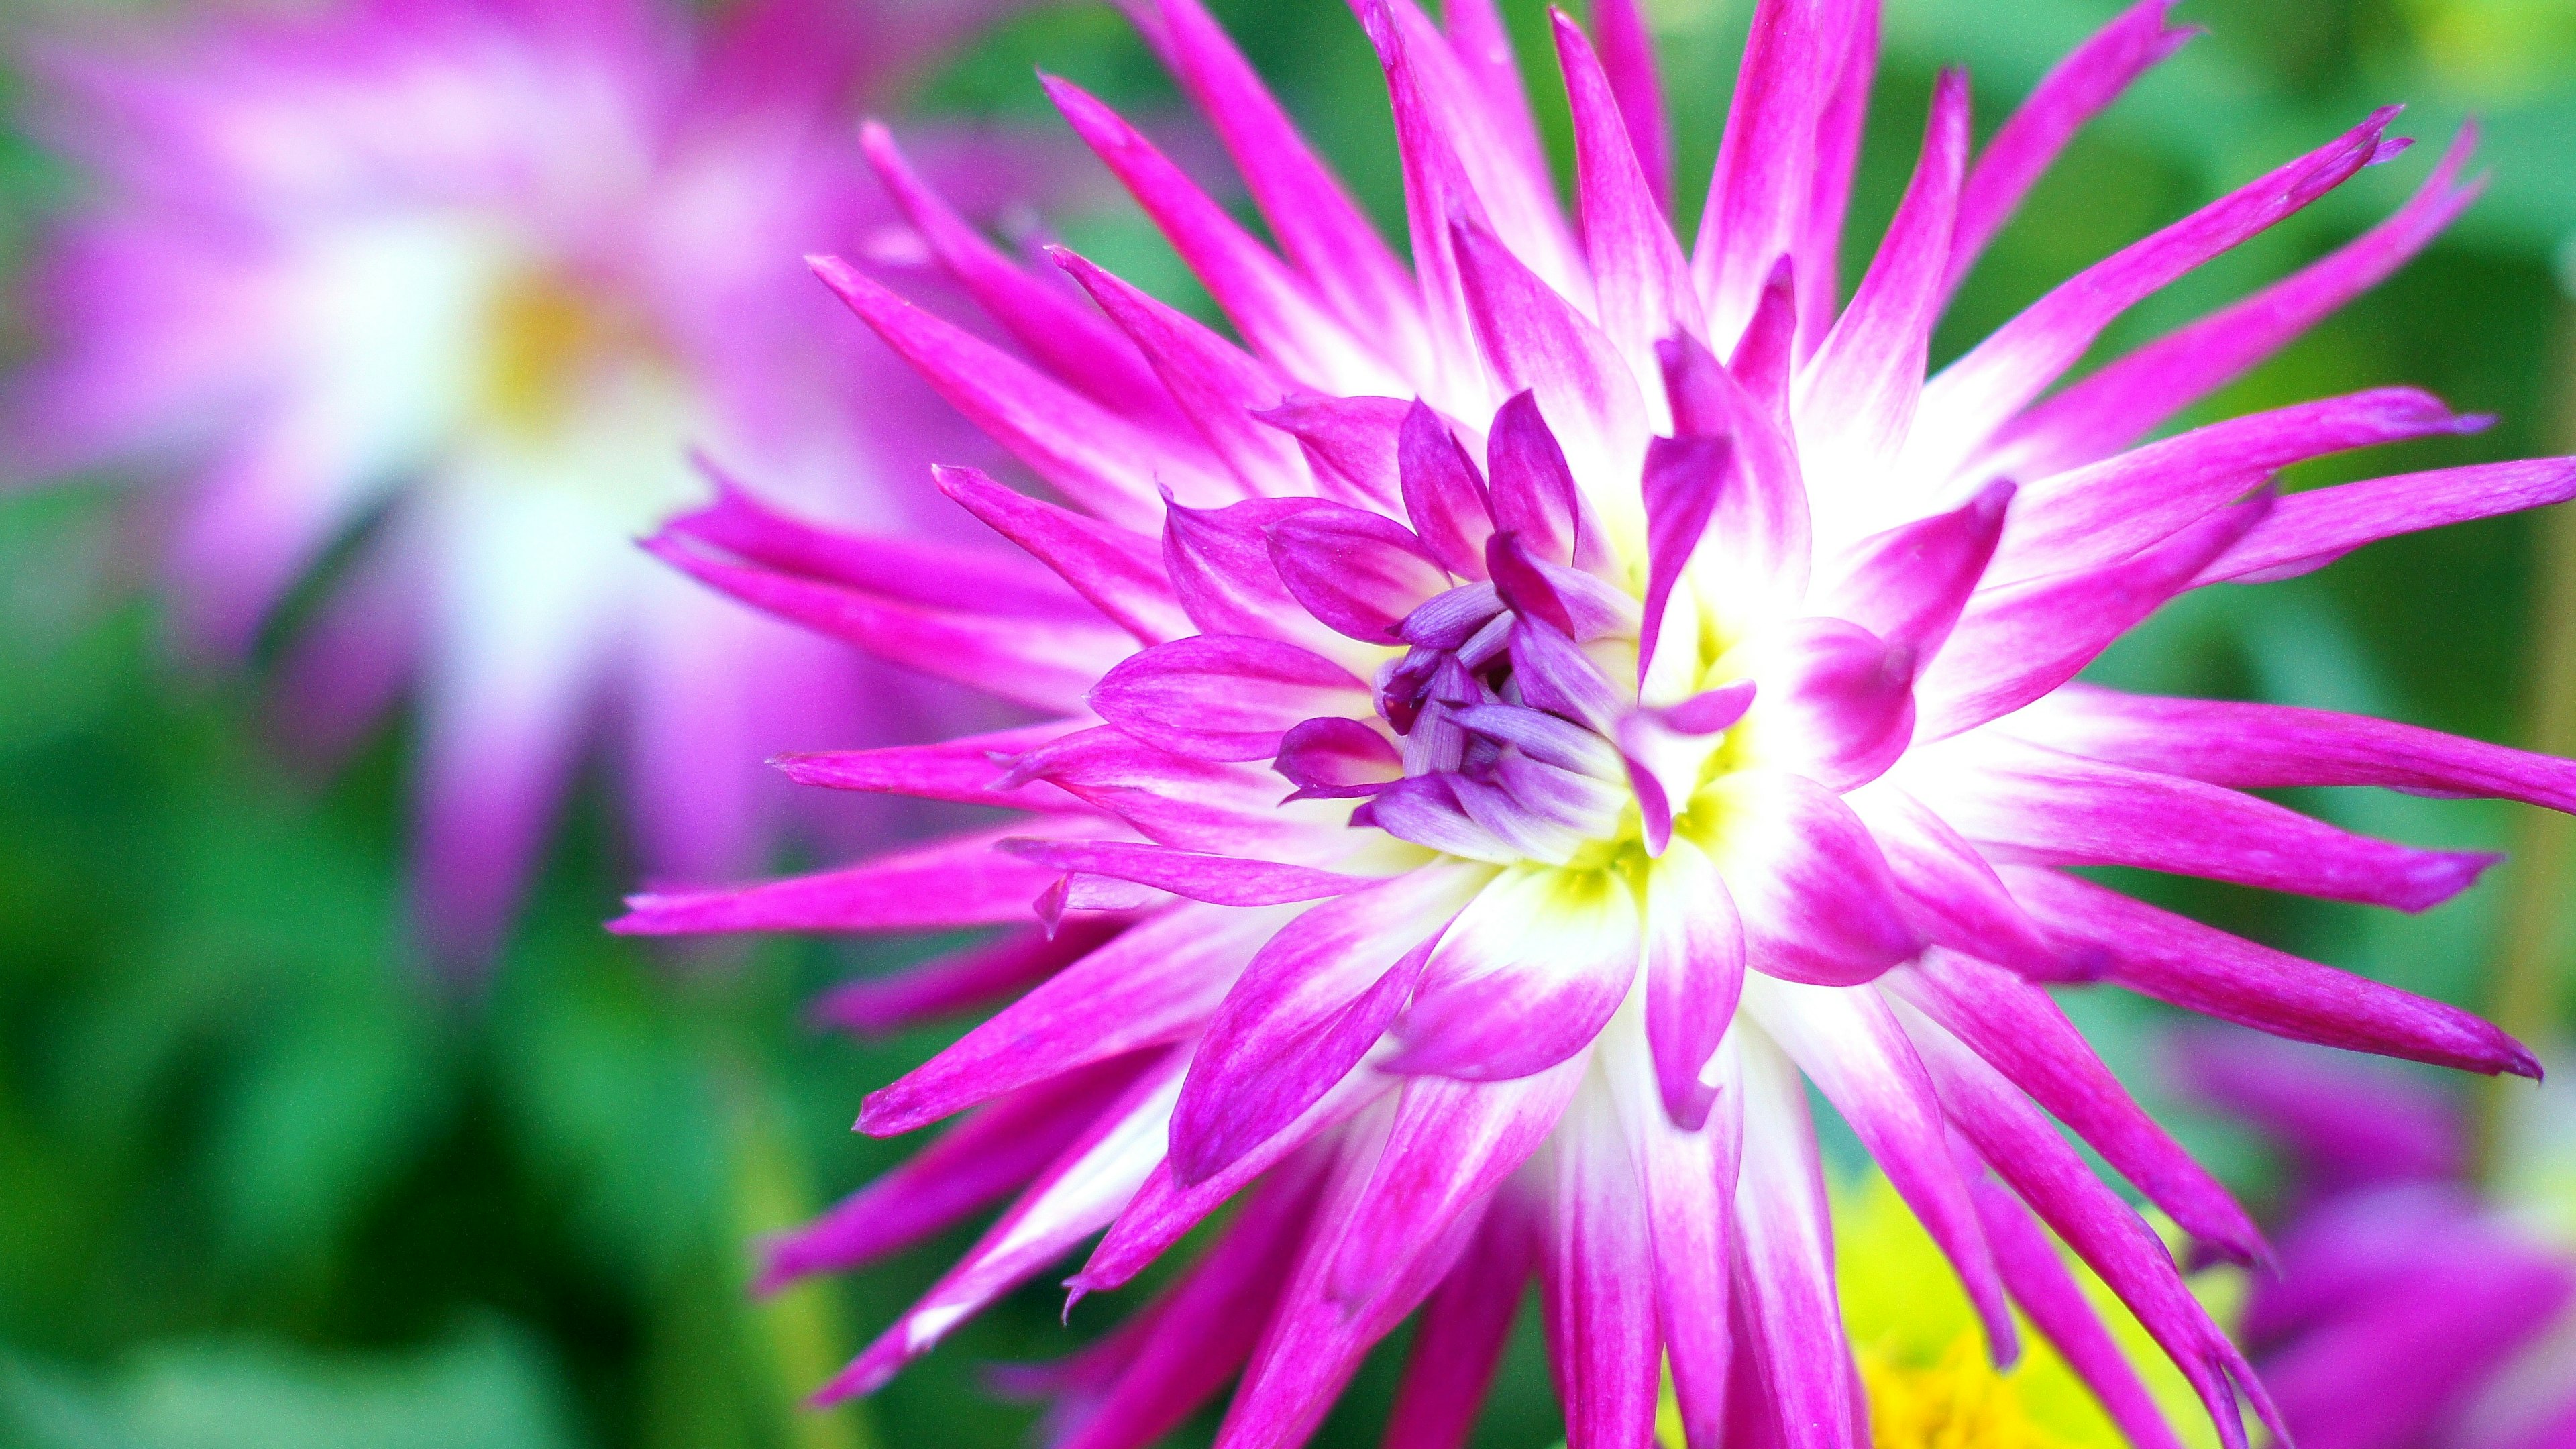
[
  {"left": 2177, "top": 1032, "right": 2576, "bottom": 1449},
  {"left": 1, "top": 0, "right": 1041, "bottom": 962},
  {"left": 619, "top": 0, "right": 2576, "bottom": 1443}
]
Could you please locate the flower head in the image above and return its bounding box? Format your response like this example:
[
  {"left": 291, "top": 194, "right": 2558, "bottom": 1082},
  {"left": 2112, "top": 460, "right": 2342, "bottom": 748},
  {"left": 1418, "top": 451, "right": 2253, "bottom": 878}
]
[
  {"left": 2178, "top": 1032, "right": 2576, "bottom": 1449},
  {"left": 2, "top": 0, "right": 1042, "bottom": 959},
  {"left": 625, "top": 0, "right": 2576, "bottom": 1443}
]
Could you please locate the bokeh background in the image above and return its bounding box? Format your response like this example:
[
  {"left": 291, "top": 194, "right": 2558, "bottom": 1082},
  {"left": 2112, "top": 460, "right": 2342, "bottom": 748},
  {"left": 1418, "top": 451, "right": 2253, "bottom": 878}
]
[{"left": 1, "top": 0, "right": 2572, "bottom": 1445}]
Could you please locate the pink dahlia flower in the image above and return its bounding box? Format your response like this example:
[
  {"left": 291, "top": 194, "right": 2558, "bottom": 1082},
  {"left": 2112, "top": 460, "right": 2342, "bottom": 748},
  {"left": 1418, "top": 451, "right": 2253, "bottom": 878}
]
[
  {"left": 623, "top": 0, "right": 2576, "bottom": 1444},
  {"left": 2180, "top": 1034, "right": 2576, "bottom": 1449},
  {"left": 3, "top": 0, "right": 1037, "bottom": 959}
]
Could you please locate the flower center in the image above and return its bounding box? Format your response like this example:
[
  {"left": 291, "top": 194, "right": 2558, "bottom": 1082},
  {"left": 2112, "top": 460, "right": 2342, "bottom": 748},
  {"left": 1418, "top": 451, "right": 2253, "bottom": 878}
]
[
  {"left": 476, "top": 265, "right": 667, "bottom": 439},
  {"left": 1860, "top": 1334, "right": 2077, "bottom": 1449}
]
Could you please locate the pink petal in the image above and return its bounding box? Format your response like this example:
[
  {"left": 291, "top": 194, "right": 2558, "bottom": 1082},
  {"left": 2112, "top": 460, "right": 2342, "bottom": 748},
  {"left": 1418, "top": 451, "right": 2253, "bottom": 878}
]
[
  {"left": 1945, "top": 0, "right": 2199, "bottom": 298},
  {"left": 1986, "top": 125, "right": 2482, "bottom": 478},
  {"left": 2006, "top": 866, "right": 2539, "bottom": 1079},
  {"left": 1541, "top": 1083, "right": 1664, "bottom": 1449},
  {"left": 1589, "top": 0, "right": 1672, "bottom": 215},
  {"left": 1888, "top": 949, "right": 2266, "bottom": 1264},
  {"left": 1638, "top": 434, "right": 1733, "bottom": 684},
  {"left": 1905, "top": 107, "right": 2399, "bottom": 484},
  {"left": 999, "top": 837, "right": 1391, "bottom": 907},
  {"left": 771, "top": 720, "right": 1089, "bottom": 812},
  {"left": 1041, "top": 73, "right": 1403, "bottom": 396},
  {"left": 1381, "top": 1190, "right": 1540, "bottom": 1449},
  {"left": 1843, "top": 784, "right": 2060, "bottom": 977},
  {"left": 1391, "top": 865, "right": 1642, "bottom": 1081},
  {"left": 1709, "top": 771, "right": 1923, "bottom": 987},
  {"left": 858, "top": 903, "right": 1277, "bottom": 1136},
  {"left": 934, "top": 465, "right": 1192, "bottom": 643},
  {"left": 1398, "top": 400, "right": 1497, "bottom": 578},
  {"left": 612, "top": 823, "right": 1078, "bottom": 938},
  {"left": 1051, "top": 246, "right": 1308, "bottom": 492},
  {"left": 643, "top": 531, "right": 1126, "bottom": 714},
  {"left": 1642, "top": 838, "right": 1747, "bottom": 1130},
  {"left": 761, "top": 1054, "right": 1151, "bottom": 1291},
  {"left": 1265, "top": 500, "right": 1452, "bottom": 642},
  {"left": 809, "top": 919, "right": 1122, "bottom": 1038},
  {"left": 1162, "top": 494, "right": 1346, "bottom": 650},
  {"left": 1256, "top": 392, "right": 1409, "bottom": 509},
  {"left": 1275, "top": 716, "right": 1404, "bottom": 800},
  {"left": 1820, "top": 478, "right": 2012, "bottom": 664},
  {"left": 1452, "top": 223, "right": 1649, "bottom": 513},
  {"left": 1919, "top": 741, "right": 2500, "bottom": 912},
  {"left": 1729, "top": 1027, "right": 1857, "bottom": 1449},
  {"left": 1552, "top": 9, "right": 1703, "bottom": 384},
  {"left": 1168, "top": 864, "right": 1491, "bottom": 1185},
  {"left": 1090, "top": 634, "right": 1372, "bottom": 762},
  {"left": 810, "top": 256, "right": 1218, "bottom": 529},
  {"left": 1796, "top": 68, "right": 1968, "bottom": 504},
  {"left": 1602, "top": 1015, "right": 1743, "bottom": 1448},
  {"left": 1760, "top": 616, "right": 1918, "bottom": 792},
  {"left": 2195, "top": 457, "right": 2576, "bottom": 586},
  {"left": 2009, "top": 684, "right": 2576, "bottom": 812}
]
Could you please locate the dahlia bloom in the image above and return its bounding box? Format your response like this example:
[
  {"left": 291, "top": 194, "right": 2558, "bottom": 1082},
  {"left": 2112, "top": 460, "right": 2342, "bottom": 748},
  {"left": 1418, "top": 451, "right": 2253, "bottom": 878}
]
[
  {"left": 2179, "top": 1034, "right": 2576, "bottom": 1449},
  {"left": 623, "top": 0, "right": 2576, "bottom": 1443},
  {"left": 3, "top": 0, "right": 1034, "bottom": 957}
]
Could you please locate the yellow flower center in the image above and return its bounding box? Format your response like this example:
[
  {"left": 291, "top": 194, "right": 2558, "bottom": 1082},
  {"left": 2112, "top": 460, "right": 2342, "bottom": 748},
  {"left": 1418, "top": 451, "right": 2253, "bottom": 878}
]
[
  {"left": 476, "top": 266, "right": 665, "bottom": 438},
  {"left": 1860, "top": 1333, "right": 2073, "bottom": 1449}
]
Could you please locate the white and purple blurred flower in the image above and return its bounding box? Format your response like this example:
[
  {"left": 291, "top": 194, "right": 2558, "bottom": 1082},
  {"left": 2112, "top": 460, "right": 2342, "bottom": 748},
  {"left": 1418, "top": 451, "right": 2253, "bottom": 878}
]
[
  {"left": 2180, "top": 1033, "right": 2576, "bottom": 1449},
  {"left": 617, "top": 0, "right": 2576, "bottom": 1444},
  {"left": 3, "top": 0, "right": 1041, "bottom": 959}
]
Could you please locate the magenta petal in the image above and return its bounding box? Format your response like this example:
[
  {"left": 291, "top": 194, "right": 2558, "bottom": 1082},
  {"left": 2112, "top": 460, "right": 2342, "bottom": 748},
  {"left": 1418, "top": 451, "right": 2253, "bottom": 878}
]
[
  {"left": 1484, "top": 389, "right": 1591, "bottom": 570},
  {"left": 1167, "top": 863, "right": 1488, "bottom": 1185},
  {"left": 1762, "top": 616, "right": 1918, "bottom": 792},
  {"left": 858, "top": 904, "right": 1271, "bottom": 1136},
  {"left": 1729, "top": 1027, "right": 1856, "bottom": 1449},
  {"left": 1381, "top": 1191, "right": 1540, "bottom": 1449},
  {"left": 1923, "top": 742, "right": 2501, "bottom": 912},
  {"left": 1552, "top": 9, "right": 1702, "bottom": 378},
  {"left": 1256, "top": 393, "right": 1409, "bottom": 509},
  {"left": 1603, "top": 1018, "right": 1743, "bottom": 1449},
  {"left": 809, "top": 919, "right": 1122, "bottom": 1038},
  {"left": 1946, "top": 0, "right": 2198, "bottom": 297},
  {"left": 761, "top": 1055, "right": 1149, "bottom": 1291},
  {"left": 1398, "top": 400, "right": 1497, "bottom": 578},
  {"left": 1052, "top": 246, "right": 1308, "bottom": 492},
  {"left": 1588, "top": 0, "right": 1671, "bottom": 214},
  {"left": 858, "top": 122, "right": 1190, "bottom": 437},
  {"left": 818, "top": 1058, "right": 1185, "bottom": 1405},
  {"left": 2169, "top": 1029, "right": 2463, "bottom": 1196},
  {"left": 642, "top": 530, "right": 1127, "bottom": 714},
  {"left": 2196, "top": 457, "right": 2576, "bottom": 586},
  {"left": 1843, "top": 784, "right": 2060, "bottom": 977},
  {"left": 1990, "top": 125, "right": 2482, "bottom": 479},
  {"left": 998, "top": 838, "right": 1388, "bottom": 908},
  {"left": 1656, "top": 333, "right": 1813, "bottom": 619},
  {"left": 1902, "top": 1009, "right": 2266, "bottom": 1449},
  {"left": 771, "top": 720, "right": 1089, "bottom": 812},
  {"left": 1091, "top": 635, "right": 1371, "bottom": 761},
  {"left": 1889, "top": 950, "right": 2267, "bottom": 1265},
  {"left": 1130, "top": 0, "right": 1429, "bottom": 369},
  {"left": 1452, "top": 224, "right": 1648, "bottom": 513},
  {"left": 2010, "top": 684, "right": 2576, "bottom": 812},
  {"left": 1692, "top": 0, "right": 1868, "bottom": 346},
  {"left": 810, "top": 256, "right": 1218, "bottom": 530},
  {"left": 1391, "top": 865, "right": 1641, "bottom": 1081},
  {"left": 1968, "top": 1170, "right": 2191, "bottom": 1449},
  {"left": 1716, "top": 771, "right": 1923, "bottom": 986},
  {"left": 934, "top": 465, "right": 1191, "bottom": 643},
  {"left": 1161, "top": 494, "right": 1342, "bottom": 647},
  {"left": 1796, "top": 68, "right": 1968, "bottom": 501},
  {"left": 1993, "top": 387, "right": 2482, "bottom": 586},
  {"left": 1915, "top": 490, "right": 2269, "bottom": 740},
  {"left": 1638, "top": 433, "right": 1731, "bottom": 681},
  {"left": 1274, "top": 716, "right": 1403, "bottom": 800},
  {"left": 1507, "top": 617, "right": 1625, "bottom": 736},
  {"left": 1326, "top": 1062, "right": 1587, "bottom": 1309},
  {"left": 1643, "top": 838, "right": 1747, "bottom": 1130},
  {"left": 1907, "top": 107, "right": 2398, "bottom": 483},
  {"left": 1823, "top": 478, "right": 2011, "bottom": 663},
  {"left": 1040, "top": 73, "right": 1400, "bottom": 397},
  {"left": 1265, "top": 500, "right": 1451, "bottom": 641},
  {"left": 1750, "top": 977, "right": 2019, "bottom": 1365},
  {"left": 613, "top": 824, "right": 1075, "bottom": 938},
  {"left": 1540, "top": 1085, "right": 1664, "bottom": 1449},
  {"left": 2006, "top": 867, "right": 2539, "bottom": 1079}
]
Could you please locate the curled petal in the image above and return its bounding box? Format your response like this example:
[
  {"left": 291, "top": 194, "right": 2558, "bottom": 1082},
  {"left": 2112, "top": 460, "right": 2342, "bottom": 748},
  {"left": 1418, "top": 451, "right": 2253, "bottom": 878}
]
[
  {"left": 1275, "top": 716, "right": 1403, "bottom": 800},
  {"left": 1702, "top": 771, "right": 1922, "bottom": 987},
  {"left": 1266, "top": 501, "right": 1452, "bottom": 641}
]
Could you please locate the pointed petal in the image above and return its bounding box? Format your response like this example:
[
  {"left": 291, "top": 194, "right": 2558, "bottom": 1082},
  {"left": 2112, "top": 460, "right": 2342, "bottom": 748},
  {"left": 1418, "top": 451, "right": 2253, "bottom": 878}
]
[
  {"left": 1381, "top": 1190, "right": 1541, "bottom": 1449},
  {"left": 1642, "top": 838, "right": 1747, "bottom": 1130},
  {"left": 612, "top": 824, "right": 1076, "bottom": 937},
  {"left": 1258, "top": 393, "right": 1409, "bottom": 510},
  {"left": 809, "top": 920, "right": 1120, "bottom": 1037},
  {"left": 1552, "top": 9, "right": 1703, "bottom": 385},
  {"left": 772, "top": 720, "right": 1090, "bottom": 812},
  {"left": 1162, "top": 495, "right": 1346, "bottom": 651},
  {"left": 1000, "top": 838, "right": 1391, "bottom": 907},
  {"left": 1702, "top": 771, "right": 1923, "bottom": 986},
  {"left": 2195, "top": 457, "right": 2576, "bottom": 586},
  {"left": 1639, "top": 435, "right": 1733, "bottom": 685},
  {"left": 1265, "top": 501, "right": 1452, "bottom": 642},
  {"left": 1452, "top": 222, "right": 1650, "bottom": 519},
  {"left": 1821, "top": 478, "right": 2011, "bottom": 665},
  {"left": 1945, "top": 0, "right": 2198, "bottom": 297},
  {"left": 1729, "top": 1026, "right": 1856, "bottom": 1449},
  {"left": 1758, "top": 616, "right": 1919, "bottom": 792},
  {"left": 1542, "top": 1079, "right": 1664, "bottom": 1449},
  {"left": 1590, "top": 0, "right": 1672, "bottom": 216},
  {"left": 934, "top": 465, "right": 1191, "bottom": 643},
  {"left": 2006, "top": 867, "right": 2539, "bottom": 1079},
  {"left": 1400, "top": 400, "right": 1498, "bottom": 578},
  {"left": 810, "top": 256, "right": 1222, "bottom": 527}
]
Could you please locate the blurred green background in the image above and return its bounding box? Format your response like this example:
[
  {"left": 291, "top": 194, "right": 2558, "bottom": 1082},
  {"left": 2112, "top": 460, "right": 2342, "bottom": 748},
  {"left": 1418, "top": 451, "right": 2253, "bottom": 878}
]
[{"left": 1, "top": 0, "right": 2573, "bottom": 1446}]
